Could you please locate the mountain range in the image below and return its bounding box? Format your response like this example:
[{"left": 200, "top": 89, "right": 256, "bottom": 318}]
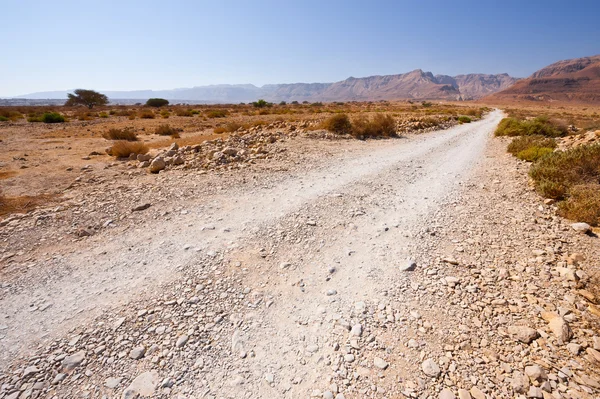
[
  {"left": 486, "top": 55, "right": 600, "bottom": 103},
  {"left": 11, "top": 71, "right": 518, "bottom": 103}
]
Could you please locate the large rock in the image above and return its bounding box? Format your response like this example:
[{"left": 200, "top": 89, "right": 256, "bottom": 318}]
[
  {"left": 541, "top": 312, "right": 572, "bottom": 342},
  {"left": 122, "top": 371, "right": 159, "bottom": 399},
  {"left": 62, "top": 350, "right": 85, "bottom": 371},
  {"left": 422, "top": 359, "right": 440, "bottom": 377},
  {"left": 149, "top": 157, "right": 166, "bottom": 173},
  {"left": 571, "top": 222, "right": 591, "bottom": 233},
  {"left": 508, "top": 325, "right": 538, "bottom": 344},
  {"left": 439, "top": 389, "right": 456, "bottom": 399}
]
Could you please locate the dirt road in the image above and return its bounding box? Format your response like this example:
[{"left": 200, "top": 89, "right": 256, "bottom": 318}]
[{"left": 2, "top": 110, "right": 599, "bottom": 399}]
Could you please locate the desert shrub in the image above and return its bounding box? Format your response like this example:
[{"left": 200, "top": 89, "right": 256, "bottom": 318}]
[
  {"left": 529, "top": 144, "right": 600, "bottom": 199},
  {"left": 352, "top": 114, "right": 396, "bottom": 138},
  {"left": 507, "top": 135, "right": 556, "bottom": 157},
  {"left": 322, "top": 113, "right": 352, "bottom": 134},
  {"left": 0, "top": 109, "right": 23, "bottom": 121},
  {"left": 160, "top": 110, "right": 170, "bottom": 118},
  {"left": 103, "top": 128, "right": 137, "bottom": 141},
  {"left": 422, "top": 101, "right": 432, "bottom": 108},
  {"left": 558, "top": 184, "right": 600, "bottom": 226},
  {"left": 107, "top": 141, "right": 149, "bottom": 158},
  {"left": 139, "top": 110, "right": 155, "bottom": 119},
  {"left": 99, "top": 112, "right": 109, "bottom": 118},
  {"left": 279, "top": 101, "right": 287, "bottom": 106},
  {"left": 495, "top": 116, "right": 567, "bottom": 137},
  {"left": 458, "top": 116, "right": 472, "bottom": 124},
  {"left": 155, "top": 124, "right": 178, "bottom": 136},
  {"left": 109, "top": 110, "right": 117, "bottom": 115},
  {"left": 175, "top": 108, "right": 193, "bottom": 117},
  {"left": 43, "top": 112, "right": 65, "bottom": 123},
  {"left": 311, "top": 102, "right": 323, "bottom": 107},
  {"left": 146, "top": 98, "right": 169, "bottom": 107},
  {"left": 206, "top": 109, "right": 228, "bottom": 118},
  {"left": 291, "top": 101, "right": 299, "bottom": 105},
  {"left": 252, "top": 99, "right": 269, "bottom": 108},
  {"left": 516, "top": 146, "right": 554, "bottom": 162}
]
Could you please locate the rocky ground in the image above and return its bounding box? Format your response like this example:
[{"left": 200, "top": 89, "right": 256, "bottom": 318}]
[{"left": 0, "top": 111, "right": 599, "bottom": 399}]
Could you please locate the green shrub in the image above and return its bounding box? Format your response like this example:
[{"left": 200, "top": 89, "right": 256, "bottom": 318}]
[
  {"left": 322, "top": 113, "right": 352, "bottom": 134},
  {"left": 103, "top": 128, "right": 137, "bottom": 141},
  {"left": 99, "top": 112, "right": 109, "bottom": 118},
  {"left": 41, "top": 112, "right": 65, "bottom": 123},
  {"left": 516, "top": 146, "right": 554, "bottom": 162},
  {"left": 0, "top": 116, "right": 8, "bottom": 122},
  {"left": 558, "top": 184, "right": 600, "bottom": 226},
  {"left": 146, "top": 98, "right": 169, "bottom": 107},
  {"left": 495, "top": 116, "right": 567, "bottom": 137},
  {"left": 458, "top": 116, "right": 472, "bottom": 124},
  {"left": 529, "top": 144, "right": 600, "bottom": 199},
  {"left": 507, "top": 135, "right": 557, "bottom": 156},
  {"left": 252, "top": 99, "right": 269, "bottom": 108}
]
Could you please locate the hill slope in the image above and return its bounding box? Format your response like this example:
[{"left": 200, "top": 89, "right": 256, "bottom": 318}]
[
  {"left": 485, "top": 55, "right": 600, "bottom": 103},
  {"left": 12, "top": 71, "right": 518, "bottom": 103}
]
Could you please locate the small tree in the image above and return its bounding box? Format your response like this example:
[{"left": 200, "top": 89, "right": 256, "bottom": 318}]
[
  {"left": 146, "top": 98, "right": 169, "bottom": 107},
  {"left": 252, "top": 99, "right": 269, "bottom": 108},
  {"left": 65, "top": 89, "right": 108, "bottom": 109}
]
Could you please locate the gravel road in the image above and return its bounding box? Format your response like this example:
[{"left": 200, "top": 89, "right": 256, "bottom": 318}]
[{"left": 2, "top": 110, "right": 599, "bottom": 399}]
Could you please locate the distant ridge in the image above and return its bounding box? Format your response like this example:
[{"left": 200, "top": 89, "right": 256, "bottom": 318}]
[
  {"left": 485, "top": 55, "right": 600, "bottom": 104},
  {"left": 10, "top": 70, "right": 518, "bottom": 103}
]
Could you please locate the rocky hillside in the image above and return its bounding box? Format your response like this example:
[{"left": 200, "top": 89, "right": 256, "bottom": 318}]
[
  {"left": 485, "top": 55, "right": 600, "bottom": 103},
  {"left": 14, "top": 71, "right": 518, "bottom": 103}
]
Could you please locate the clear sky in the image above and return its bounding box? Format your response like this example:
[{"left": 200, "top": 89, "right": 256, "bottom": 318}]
[{"left": 1, "top": 0, "right": 599, "bottom": 97}]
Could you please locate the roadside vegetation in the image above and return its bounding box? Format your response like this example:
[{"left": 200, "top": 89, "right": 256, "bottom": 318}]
[
  {"left": 107, "top": 141, "right": 149, "bottom": 158},
  {"left": 499, "top": 107, "right": 600, "bottom": 226},
  {"left": 103, "top": 128, "right": 138, "bottom": 141}
]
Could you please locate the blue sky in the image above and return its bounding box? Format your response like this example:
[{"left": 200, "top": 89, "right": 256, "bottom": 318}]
[{"left": 1, "top": 0, "right": 599, "bottom": 96}]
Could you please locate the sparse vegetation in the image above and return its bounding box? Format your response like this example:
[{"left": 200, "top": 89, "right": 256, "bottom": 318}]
[
  {"left": 65, "top": 89, "right": 108, "bottom": 109},
  {"left": 458, "top": 116, "right": 472, "bottom": 123},
  {"left": 252, "top": 99, "right": 270, "bottom": 108},
  {"left": 146, "top": 98, "right": 169, "bottom": 107},
  {"left": 322, "top": 113, "right": 397, "bottom": 138},
  {"left": 139, "top": 110, "right": 155, "bottom": 119},
  {"left": 322, "top": 113, "right": 352, "bottom": 134},
  {"left": 529, "top": 144, "right": 600, "bottom": 203},
  {"left": 103, "top": 128, "right": 137, "bottom": 141},
  {"left": 207, "top": 109, "right": 228, "bottom": 118},
  {"left": 507, "top": 135, "right": 556, "bottom": 161},
  {"left": 155, "top": 124, "right": 179, "bottom": 137},
  {"left": 558, "top": 184, "right": 600, "bottom": 226},
  {"left": 495, "top": 116, "right": 567, "bottom": 137},
  {"left": 107, "top": 141, "right": 149, "bottom": 158}
]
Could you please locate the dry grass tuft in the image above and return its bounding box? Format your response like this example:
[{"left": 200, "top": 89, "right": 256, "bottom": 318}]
[
  {"left": 107, "top": 141, "right": 149, "bottom": 158},
  {"left": 102, "top": 128, "right": 137, "bottom": 141},
  {"left": 0, "top": 189, "right": 57, "bottom": 217},
  {"left": 558, "top": 184, "right": 600, "bottom": 226},
  {"left": 155, "top": 124, "right": 179, "bottom": 137}
]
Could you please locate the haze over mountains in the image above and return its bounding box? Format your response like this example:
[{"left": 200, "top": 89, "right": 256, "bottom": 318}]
[
  {"left": 11, "top": 70, "right": 518, "bottom": 103},
  {"left": 487, "top": 55, "right": 600, "bottom": 103}
]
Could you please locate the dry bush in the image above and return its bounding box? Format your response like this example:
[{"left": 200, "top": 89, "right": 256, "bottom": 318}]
[
  {"left": 213, "top": 126, "right": 227, "bottom": 134},
  {"left": 558, "top": 184, "right": 600, "bottom": 226},
  {"left": 155, "top": 124, "right": 179, "bottom": 137},
  {"left": 322, "top": 113, "right": 352, "bottom": 134},
  {"left": 107, "top": 141, "right": 149, "bottom": 158},
  {"left": 103, "top": 128, "right": 137, "bottom": 141},
  {"left": 352, "top": 114, "right": 396, "bottom": 138},
  {"left": 0, "top": 109, "right": 23, "bottom": 121},
  {"left": 458, "top": 116, "right": 472, "bottom": 123},
  {"left": 207, "top": 109, "right": 228, "bottom": 118},
  {"left": 175, "top": 109, "right": 194, "bottom": 117},
  {"left": 529, "top": 144, "right": 600, "bottom": 199},
  {"left": 139, "top": 110, "right": 155, "bottom": 119}
]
